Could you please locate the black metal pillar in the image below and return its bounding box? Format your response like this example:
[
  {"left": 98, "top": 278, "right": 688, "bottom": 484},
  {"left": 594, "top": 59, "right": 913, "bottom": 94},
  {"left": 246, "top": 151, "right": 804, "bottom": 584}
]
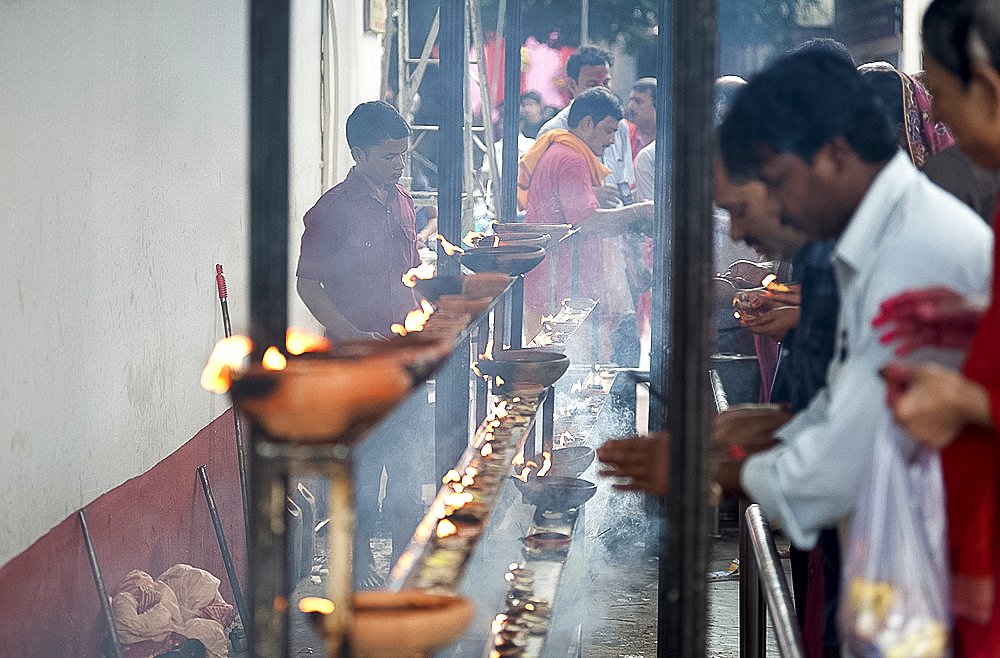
[
  {"left": 434, "top": 0, "right": 469, "bottom": 478},
  {"left": 499, "top": 0, "right": 522, "bottom": 222},
  {"left": 248, "top": 0, "right": 290, "bottom": 655},
  {"left": 655, "top": 0, "right": 717, "bottom": 655}
]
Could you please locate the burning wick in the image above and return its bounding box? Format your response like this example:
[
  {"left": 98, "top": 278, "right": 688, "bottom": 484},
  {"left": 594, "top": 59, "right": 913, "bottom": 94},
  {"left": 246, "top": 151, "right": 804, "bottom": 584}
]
[
  {"left": 299, "top": 597, "right": 335, "bottom": 615},
  {"left": 436, "top": 234, "right": 465, "bottom": 255},
  {"left": 537, "top": 452, "right": 552, "bottom": 477},
  {"left": 443, "top": 469, "right": 461, "bottom": 484},
  {"left": 262, "top": 346, "right": 287, "bottom": 371},
  {"left": 392, "top": 300, "right": 435, "bottom": 335},
  {"left": 481, "top": 442, "right": 494, "bottom": 458},
  {"left": 436, "top": 519, "right": 458, "bottom": 538},
  {"left": 761, "top": 273, "right": 777, "bottom": 288},
  {"left": 200, "top": 335, "right": 252, "bottom": 393},
  {"left": 401, "top": 261, "right": 436, "bottom": 288},
  {"left": 286, "top": 329, "right": 329, "bottom": 355},
  {"left": 504, "top": 572, "right": 515, "bottom": 582}
]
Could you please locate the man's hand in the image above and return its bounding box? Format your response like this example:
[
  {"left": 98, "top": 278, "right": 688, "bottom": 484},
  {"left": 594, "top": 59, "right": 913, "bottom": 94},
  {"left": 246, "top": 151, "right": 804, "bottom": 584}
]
[
  {"left": 593, "top": 184, "right": 622, "bottom": 208},
  {"left": 597, "top": 433, "right": 670, "bottom": 496},
  {"left": 873, "top": 286, "right": 985, "bottom": 355},
  {"left": 712, "top": 404, "right": 790, "bottom": 456},
  {"left": 885, "top": 362, "right": 992, "bottom": 449}
]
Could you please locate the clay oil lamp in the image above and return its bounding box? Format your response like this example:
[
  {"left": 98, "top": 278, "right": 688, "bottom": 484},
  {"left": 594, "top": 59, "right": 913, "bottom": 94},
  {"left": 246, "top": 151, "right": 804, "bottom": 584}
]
[
  {"left": 474, "top": 348, "right": 570, "bottom": 394},
  {"left": 525, "top": 445, "right": 596, "bottom": 478},
  {"left": 303, "top": 590, "right": 474, "bottom": 658},
  {"left": 459, "top": 245, "right": 547, "bottom": 277},
  {"left": 512, "top": 476, "right": 598, "bottom": 514}
]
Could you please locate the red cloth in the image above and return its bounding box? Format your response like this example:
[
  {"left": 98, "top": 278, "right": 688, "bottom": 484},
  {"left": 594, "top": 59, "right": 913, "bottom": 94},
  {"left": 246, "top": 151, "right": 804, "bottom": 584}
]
[
  {"left": 522, "top": 139, "right": 604, "bottom": 314},
  {"left": 945, "top": 196, "right": 1000, "bottom": 656},
  {"left": 296, "top": 168, "right": 419, "bottom": 335}
]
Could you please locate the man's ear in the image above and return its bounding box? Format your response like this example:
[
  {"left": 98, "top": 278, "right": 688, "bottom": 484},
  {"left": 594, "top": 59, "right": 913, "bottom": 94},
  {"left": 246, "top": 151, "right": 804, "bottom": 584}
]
[
  {"left": 969, "top": 60, "right": 1000, "bottom": 131},
  {"left": 350, "top": 145, "right": 365, "bottom": 163},
  {"left": 575, "top": 115, "right": 594, "bottom": 133},
  {"left": 566, "top": 77, "right": 580, "bottom": 98},
  {"left": 814, "top": 137, "right": 851, "bottom": 179}
]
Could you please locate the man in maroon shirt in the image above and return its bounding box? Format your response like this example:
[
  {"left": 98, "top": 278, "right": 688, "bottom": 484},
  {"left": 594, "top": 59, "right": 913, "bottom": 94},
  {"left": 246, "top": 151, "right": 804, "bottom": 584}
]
[
  {"left": 519, "top": 86, "right": 653, "bottom": 362},
  {"left": 296, "top": 101, "right": 425, "bottom": 587},
  {"left": 297, "top": 100, "right": 419, "bottom": 340}
]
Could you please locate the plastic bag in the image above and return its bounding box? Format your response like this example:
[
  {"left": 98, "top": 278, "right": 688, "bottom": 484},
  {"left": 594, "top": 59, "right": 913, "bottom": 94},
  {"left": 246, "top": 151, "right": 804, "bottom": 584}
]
[{"left": 839, "top": 416, "right": 950, "bottom": 657}]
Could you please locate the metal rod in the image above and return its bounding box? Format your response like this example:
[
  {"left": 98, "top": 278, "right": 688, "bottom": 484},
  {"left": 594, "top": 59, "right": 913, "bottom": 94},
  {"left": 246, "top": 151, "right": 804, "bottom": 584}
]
[
  {"left": 499, "top": 0, "right": 521, "bottom": 221},
  {"left": 79, "top": 510, "right": 125, "bottom": 658},
  {"left": 437, "top": 0, "right": 464, "bottom": 277},
  {"left": 740, "top": 497, "right": 767, "bottom": 658},
  {"left": 216, "top": 264, "right": 251, "bottom": 549},
  {"left": 197, "top": 465, "right": 251, "bottom": 630},
  {"left": 324, "top": 459, "right": 354, "bottom": 658},
  {"left": 658, "top": 0, "right": 717, "bottom": 654},
  {"left": 746, "top": 504, "right": 807, "bottom": 658}
]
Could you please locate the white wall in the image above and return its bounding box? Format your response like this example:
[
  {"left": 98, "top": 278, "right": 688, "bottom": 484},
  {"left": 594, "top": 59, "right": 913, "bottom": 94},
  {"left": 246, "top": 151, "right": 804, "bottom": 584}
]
[
  {"left": 0, "top": 0, "right": 384, "bottom": 566},
  {"left": 902, "top": 0, "right": 933, "bottom": 74}
]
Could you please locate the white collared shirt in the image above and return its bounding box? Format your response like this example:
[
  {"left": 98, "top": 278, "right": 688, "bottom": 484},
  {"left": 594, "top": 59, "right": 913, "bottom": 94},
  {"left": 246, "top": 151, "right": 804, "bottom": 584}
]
[{"left": 742, "top": 151, "right": 994, "bottom": 549}]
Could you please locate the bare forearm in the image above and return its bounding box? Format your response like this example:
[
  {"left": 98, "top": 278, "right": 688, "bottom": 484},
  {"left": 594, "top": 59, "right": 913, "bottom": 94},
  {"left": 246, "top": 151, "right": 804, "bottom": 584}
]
[
  {"left": 296, "top": 277, "right": 368, "bottom": 340},
  {"left": 577, "top": 200, "right": 653, "bottom": 235}
]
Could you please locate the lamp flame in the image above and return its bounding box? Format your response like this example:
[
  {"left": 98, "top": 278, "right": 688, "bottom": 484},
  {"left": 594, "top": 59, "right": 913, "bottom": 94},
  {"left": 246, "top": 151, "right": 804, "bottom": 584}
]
[
  {"left": 436, "top": 518, "right": 458, "bottom": 538},
  {"left": 437, "top": 234, "right": 465, "bottom": 255},
  {"left": 299, "top": 597, "right": 335, "bottom": 615},
  {"left": 402, "top": 261, "right": 436, "bottom": 288},
  {"left": 537, "top": 451, "right": 552, "bottom": 477},
  {"left": 262, "top": 346, "right": 287, "bottom": 371},
  {"left": 285, "top": 329, "right": 329, "bottom": 355},
  {"left": 761, "top": 273, "right": 777, "bottom": 288},
  {"left": 201, "top": 335, "right": 252, "bottom": 393}
]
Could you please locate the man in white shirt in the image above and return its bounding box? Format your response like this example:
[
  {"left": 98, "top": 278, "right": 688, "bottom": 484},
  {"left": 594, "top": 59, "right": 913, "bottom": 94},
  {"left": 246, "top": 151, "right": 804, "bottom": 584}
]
[
  {"left": 537, "top": 45, "right": 634, "bottom": 206},
  {"left": 715, "top": 49, "right": 993, "bottom": 550}
]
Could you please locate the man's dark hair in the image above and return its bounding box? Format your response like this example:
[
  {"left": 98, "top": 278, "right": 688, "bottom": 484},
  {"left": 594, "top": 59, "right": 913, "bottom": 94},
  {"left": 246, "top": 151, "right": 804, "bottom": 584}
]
[
  {"left": 719, "top": 50, "right": 897, "bottom": 180},
  {"left": 923, "top": 0, "right": 1000, "bottom": 87},
  {"left": 631, "top": 77, "right": 657, "bottom": 108},
  {"left": 790, "top": 38, "right": 856, "bottom": 65},
  {"left": 566, "top": 45, "right": 614, "bottom": 82},
  {"left": 568, "top": 87, "right": 623, "bottom": 129},
  {"left": 520, "top": 90, "right": 543, "bottom": 104},
  {"left": 346, "top": 100, "right": 411, "bottom": 151}
]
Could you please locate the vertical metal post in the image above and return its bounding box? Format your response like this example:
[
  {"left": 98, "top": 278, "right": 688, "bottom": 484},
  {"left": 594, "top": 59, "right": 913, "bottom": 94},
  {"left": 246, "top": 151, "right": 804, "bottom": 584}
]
[
  {"left": 435, "top": 0, "right": 469, "bottom": 479},
  {"left": 740, "top": 498, "right": 767, "bottom": 657},
  {"left": 656, "top": 0, "right": 717, "bottom": 655},
  {"left": 248, "top": 0, "right": 291, "bottom": 655},
  {"left": 249, "top": 0, "right": 289, "bottom": 358},
  {"left": 499, "top": 0, "right": 522, "bottom": 222}
]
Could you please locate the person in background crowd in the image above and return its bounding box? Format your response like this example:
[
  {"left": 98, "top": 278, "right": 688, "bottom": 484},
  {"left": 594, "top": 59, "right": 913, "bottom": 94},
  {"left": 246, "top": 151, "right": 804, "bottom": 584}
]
[
  {"left": 537, "top": 45, "right": 635, "bottom": 208},
  {"left": 874, "top": 0, "right": 1000, "bottom": 653},
  {"left": 519, "top": 87, "right": 654, "bottom": 364},
  {"left": 519, "top": 91, "right": 557, "bottom": 139},
  {"left": 627, "top": 77, "right": 657, "bottom": 158},
  {"left": 297, "top": 101, "right": 418, "bottom": 341}
]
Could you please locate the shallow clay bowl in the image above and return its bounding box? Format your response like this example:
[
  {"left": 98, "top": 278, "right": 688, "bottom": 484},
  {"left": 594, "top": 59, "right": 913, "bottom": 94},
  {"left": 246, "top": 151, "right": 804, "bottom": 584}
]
[
  {"left": 462, "top": 272, "right": 512, "bottom": 298},
  {"left": 492, "top": 231, "right": 551, "bottom": 249},
  {"left": 522, "top": 531, "right": 572, "bottom": 551},
  {"left": 512, "top": 476, "right": 597, "bottom": 512},
  {"left": 413, "top": 276, "right": 463, "bottom": 303},
  {"left": 475, "top": 349, "right": 569, "bottom": 388},
  {"left": 436, "top": 294, "right": 493, "bottom": 317},
  {"left": 494, "top": 222, "right": 574, "bottom": 242},
  {"left": 346, "top": 590, "right": 474, "bottom": 658},
  {"left": 229, "top": 358, "right": 412, "bottom": 443},
  {"left": 527, "top": 446, "right": 596, "bottom": 478},
  {"left": 460, "top": 245, "right": 546, "bottom": 276}
]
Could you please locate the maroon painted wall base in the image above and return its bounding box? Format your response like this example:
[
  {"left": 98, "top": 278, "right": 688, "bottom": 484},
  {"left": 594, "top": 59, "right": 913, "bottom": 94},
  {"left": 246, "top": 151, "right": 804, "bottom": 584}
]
[{"left": 0, "top": 410, "right": 247, "bottom": 657}]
